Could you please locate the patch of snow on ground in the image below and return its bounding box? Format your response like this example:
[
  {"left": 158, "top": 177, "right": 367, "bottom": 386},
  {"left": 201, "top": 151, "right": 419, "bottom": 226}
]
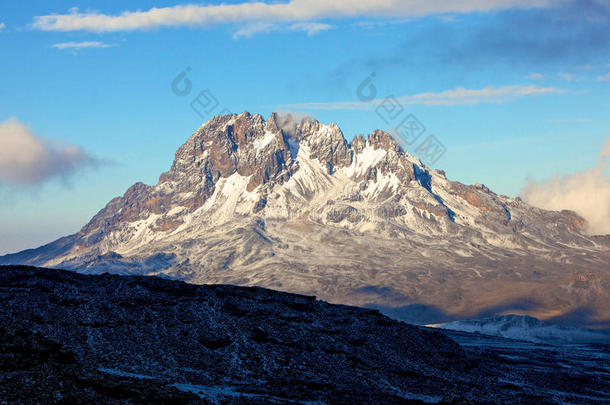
[
  {"left": 252, "top": 130, "right": 276, "bottom": 151},
  {"left": 98, "top": 368, "right": 155, "bottom": 379},
  {"left": 172, "top": 383, "right": 313, "bottom": 404},
  {"left": 220, "top": 173, "right": 251, "bottom": 198},
  {"left": 363, "top": 171, "right": 400, "bottom": 198},
  {"left": 195, "top": 172, "right": 259, "bottom": 223},
  {"left": 285, "top": 144, "right": 331, "bottom": 196},
  {"left": 344, "top": 146, "right": 387, "bottom": 178}
]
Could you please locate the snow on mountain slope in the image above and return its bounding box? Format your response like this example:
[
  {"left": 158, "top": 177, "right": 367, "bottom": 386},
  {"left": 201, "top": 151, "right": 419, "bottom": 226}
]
[
  {"left": 429, "top": 315, "right": 610, "bottom": 344},
  {"left": 1, "top": 112, "right": 609, "bottom": 327}
]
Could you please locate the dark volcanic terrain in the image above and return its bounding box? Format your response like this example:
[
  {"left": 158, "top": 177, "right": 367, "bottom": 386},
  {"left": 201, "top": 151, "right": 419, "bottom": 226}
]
[{"left": 1, "top": 266, "right": 609, "bottom": 404}]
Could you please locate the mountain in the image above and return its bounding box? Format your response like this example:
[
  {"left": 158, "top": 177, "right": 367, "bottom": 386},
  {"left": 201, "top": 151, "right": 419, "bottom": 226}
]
[
  {"left": 2, "top": 112, "right": 609, "bottom": 327},
  {"left": 429, "top": 314, "right": 610, "bottom": 344},
  {"left": 2, "top": 265, "right": 609, "bottom": 404}
]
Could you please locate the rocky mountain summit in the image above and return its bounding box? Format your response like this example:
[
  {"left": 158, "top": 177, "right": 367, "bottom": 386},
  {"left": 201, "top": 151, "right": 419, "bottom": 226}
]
[
  {"left": 1, "top": 112, "right": 609, "bottom": 327},
  {"left": 1, "top": 266, "right": 609, "bottom": 404}
]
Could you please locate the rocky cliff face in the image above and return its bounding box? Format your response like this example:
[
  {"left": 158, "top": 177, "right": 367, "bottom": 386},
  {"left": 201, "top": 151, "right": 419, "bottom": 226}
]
[{"left": 2, "top": 112, "right": 609, "bottom": 327}]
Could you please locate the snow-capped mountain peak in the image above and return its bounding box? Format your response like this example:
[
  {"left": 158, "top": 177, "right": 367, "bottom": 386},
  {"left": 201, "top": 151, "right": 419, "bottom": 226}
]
[{"left": 2, "top": 112, "right": 608, "bottom": 328}]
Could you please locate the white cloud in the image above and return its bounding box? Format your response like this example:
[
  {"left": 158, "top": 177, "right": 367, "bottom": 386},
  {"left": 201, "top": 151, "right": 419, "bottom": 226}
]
[
  {"left": 281, "top": 85, "right": 564, "bottom": 110},
  {"left": 52, "top": 41, "right": 114, "bottom": 51},
  {"left": 352, "top": 18, "right": 412, "bottom": 29},
  {"left": 233, "top": 22, "right": 275, "bottom": 38},
  {"left": 526, "top": 73, "right": 544, "bottom": 80},
  {"left": 289, "top": 22, "right": 334, "bottom": 36},
  {"left": 233, "top": 21, "right": 334, "bottom": 38},
  {"left": 437, "top": 15, "right": 459, "bottom": 23},
  {"left": 596, "top": 72, "right": 610, "bottom": 82},
  {"left": 0, "top": 22, "right": 5, "bottom": 32},
  {"left": 521, "top": 137, "right": 610, "bottom": 235},
  {"left": 0, "top": 118, "right": 100, "bottom": 186},
  {"left": 32, "top": 1, "right": 555, "bottom": 32}
]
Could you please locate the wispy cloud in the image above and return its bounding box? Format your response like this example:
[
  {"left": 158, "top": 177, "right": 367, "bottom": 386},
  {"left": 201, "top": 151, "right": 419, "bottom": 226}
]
[
  {"left": 52, "top": 41, "right": 115, "bottom": 51},
  {"left": 521, "top": 137, "right": 610, "bottom": 235},
  {"left": 526, "top": 73, "right": 545, "bottom": 80},
  {"left": 0, "top": 118, "right": 102, "bottom": 187},
  {"left": 557, "top": 72, "right": 575, "bottom": 82},
  {"left": 550, "top": 118, "right": 592, "bottom": 123},
  {"left": 233, "top": 22, "right": 274, "bottom": 38},
  {"left": 597, "top": 72, "right": 610, "bottom": 81},
  {"left": 576, "top": 64, "right": 594, "bottom": 70},
  {"left": 352, "top": 18, "right": 412, "bottom": 29},
  {"left": 289, "top": 22, "right": 334, "bottom": 36},
  {"left": 336, "top": 1, "right": 610, "bottom": 77},
  {"left": 0, "top": 22, "right": 5, "bottom": 32},
  {"left": 437, "top": 15, "right": 460, "bottom": 23},
  {"left": 233, "top": 21, "right": 334, "bottom": 38},
  {"left": 281, "top": 85, "right": 564, "bottom": 110},
  {"left": 31, "top": 1, "right": 555, "bottom": 32}
]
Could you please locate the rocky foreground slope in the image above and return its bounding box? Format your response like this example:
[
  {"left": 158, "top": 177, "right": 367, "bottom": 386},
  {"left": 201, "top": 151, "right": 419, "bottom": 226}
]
[
  {"left": 1, "top": 266, "right": 610, "bottom": 404},
  {"left": 1, "top": 112, "right": 609, "bottom": 327}
]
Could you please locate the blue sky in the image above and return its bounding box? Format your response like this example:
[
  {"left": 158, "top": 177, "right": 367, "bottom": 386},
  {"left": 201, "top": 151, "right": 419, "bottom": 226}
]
[{"left": 0, "top": 0, "right": 609, "bottom": 254}]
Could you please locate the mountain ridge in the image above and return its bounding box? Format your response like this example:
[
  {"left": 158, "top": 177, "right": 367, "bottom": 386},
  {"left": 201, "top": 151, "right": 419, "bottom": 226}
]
[
  {"left": 2, "top": 112, "right": 609, "bottom": 328},
  {"left": 429, "top": 314, "right": 610, "bottom": 344}
]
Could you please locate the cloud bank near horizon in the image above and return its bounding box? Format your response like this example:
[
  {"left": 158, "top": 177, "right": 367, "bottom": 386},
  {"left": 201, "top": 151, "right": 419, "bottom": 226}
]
[
  {"left": 521, "top": 137, "right": 610, "bottom": 235},
  {"left": 0, "top": 118, "right": 101, "bottom": 187}
]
